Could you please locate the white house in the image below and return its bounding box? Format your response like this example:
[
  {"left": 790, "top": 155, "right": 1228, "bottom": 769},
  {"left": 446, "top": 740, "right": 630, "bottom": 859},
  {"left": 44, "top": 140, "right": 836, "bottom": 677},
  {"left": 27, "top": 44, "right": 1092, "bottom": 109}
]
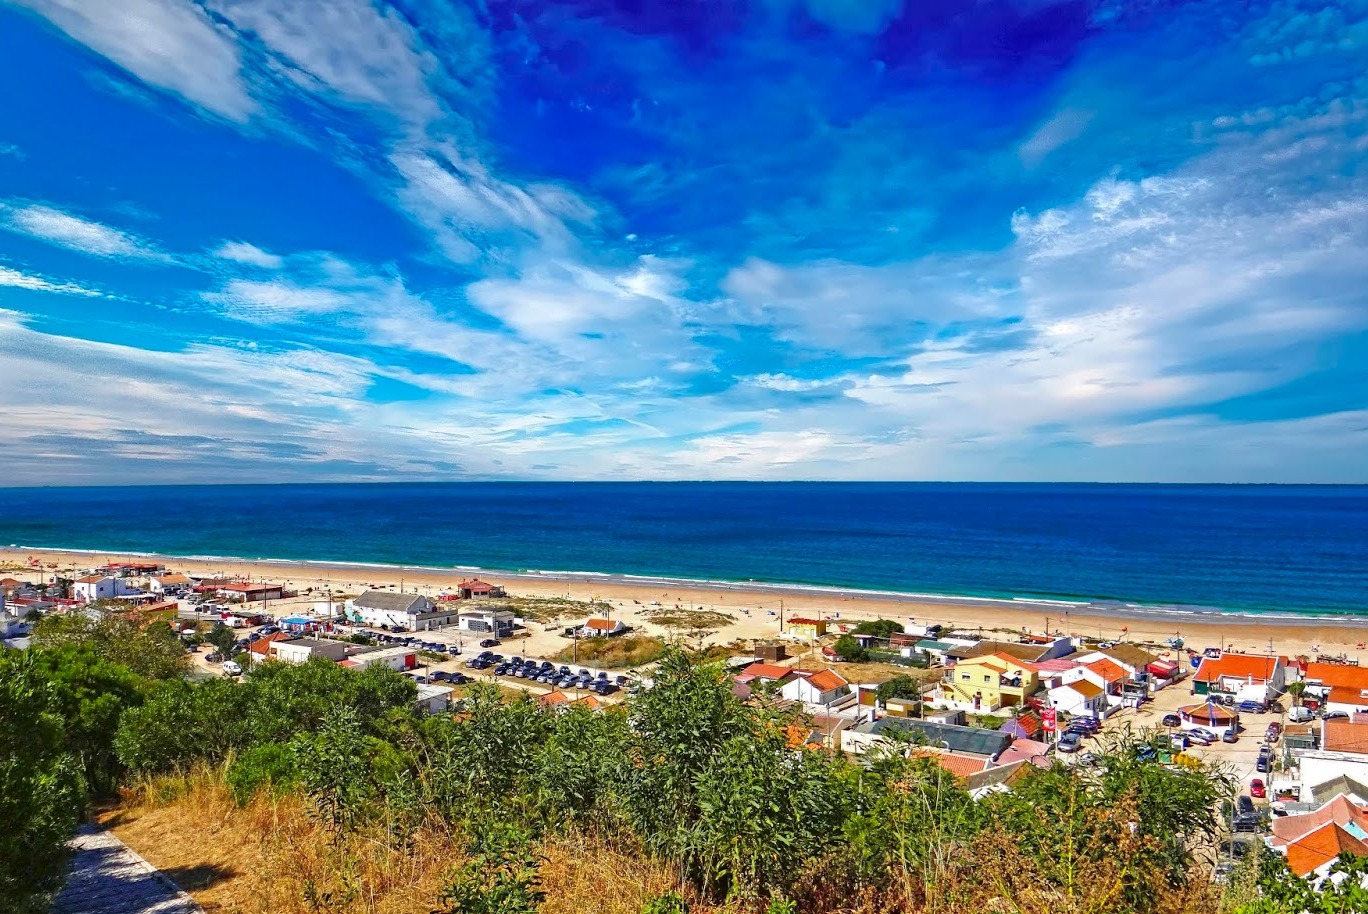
[
  {"left": 71, "top": 575, "right": 139, "bottom": 603},
  {"left": 346, "top": 590, "right": 458, "bottom": 631},
  {"left": 779, "top": 668, "right": 852, "bottom": 708},
  {"left": 1047, "top": 679, "right": 1107, "bottom": 717},
  {"left": 0, "top": 593, "right": 26, "bottom": 638},
  {"left": 269, "top": 637, "right": 382, "bottom": 665},
  {"left": 577, "top": 617, "right": 627, "bottom": 638},
  {"left": 459, "top": 608, "right": 516, "bottom": 638},
  {"left": 149, "top": 574, "right": 192, "bottom": 593}
]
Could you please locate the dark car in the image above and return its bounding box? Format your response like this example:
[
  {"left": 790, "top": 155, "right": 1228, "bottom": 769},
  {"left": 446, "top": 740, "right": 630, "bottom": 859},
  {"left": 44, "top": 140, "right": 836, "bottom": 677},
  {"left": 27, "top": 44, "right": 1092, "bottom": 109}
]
[
  {"left": 479, "top": 639, "right": 500, "bottom": 648},
  {"left": 448, "top": 673, "right": 471, "bottom": 685},
  {"left": 205, "top": 652, "right": 224, "bottom": 663},
  {"left": 1266, "top": 722, "right": 1283, "bottom": 743},
  {"left": 447, "top": 645, "right": 462, "bottom": 655},
  {"left": 391, "top": 626, "right": 409, "bottom": 633},
  {"left": 1162, "top": 713, "right": 1182, "bottom": 728},
  {"left": 1237, "top": 700, "right": 1266, "bottom": 714},
  {"left": 1222, "top": 729, "right": 1239, "bottom": 743},
  {"left": 614, "top": 675, "right": 629, "bottom": 687},
  {"left": 430, "top": 671, "right": 449, "bottom": 682},
  {"left": 1256, "top": 749, "right": 1272, "bottom": 773},
  {"left": 494, "top": 664, "right": 510, "bottom": 676},
  {"left": 596, "top": 671, "right": 609, "bottom": 681}
]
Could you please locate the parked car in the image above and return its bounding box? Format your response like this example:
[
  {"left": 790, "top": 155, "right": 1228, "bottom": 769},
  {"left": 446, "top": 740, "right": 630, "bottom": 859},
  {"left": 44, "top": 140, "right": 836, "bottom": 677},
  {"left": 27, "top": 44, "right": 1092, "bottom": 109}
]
[
  {"left": 391, "top": 626, "right": 409, "bottom": 633},
  {"left": 1203, "top": 647, "right": 1222, "bottom": 659},
  {"left": 1237, "top": 700, "right": 1266, "bottom": 714},
  {"left": 1323, "top": 710, "right": 1350, "bottom": 721},
  {"left": 1162, "top": 713, "right": 1182, "bottom": 728},
  {"left": 479, "top": 639, "right": 500, "bottom": 648},
  {"left": 1058, "top": 732, "right": 1083, "bottom": 753},
  {"left": 1189, "top": 727, "right": 1218, "bottom": 745},
  {"left": 1170, "top": 733, "right": 1190, "bottom": 751},
  {"left": 1233, "top": 796, "right": 1262, "bottom": 832},
  {"left": 1266, "top": 722, "right": 1283, "bottom": 743},
  {"left": 1256, "top": 749, "right": 1272, "bottom": 773},
  {"left": 1287, "top": 706, "right": 1315, "bottom": 723},
  {"left": 447, "top": 645, "right": 462, "bottom": 655},
  {"left": 1222, "top": 728, "right": 1239, "bottom": 743},
  {"left": 430, "top": 671, "right": 449, "bottom": 682},
  {"left": 205, "top": 652, "right": 224, "bottom": 663},
  {"left": 1250, "top": 778, "right": 1267, "bottom": 798},
  {"left": 222, "top": 660, "right": 242, "bottom": 676}
]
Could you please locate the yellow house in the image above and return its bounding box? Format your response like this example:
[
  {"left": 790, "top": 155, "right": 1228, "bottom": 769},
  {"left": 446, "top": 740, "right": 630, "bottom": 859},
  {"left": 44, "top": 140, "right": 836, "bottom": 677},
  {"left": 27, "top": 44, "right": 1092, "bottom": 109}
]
[
  {"left": 785, "top": 617, "right": 828, "bottom": 641},
  {"left": 941, "top": 652, "right": 1040, "bottom": 712}
]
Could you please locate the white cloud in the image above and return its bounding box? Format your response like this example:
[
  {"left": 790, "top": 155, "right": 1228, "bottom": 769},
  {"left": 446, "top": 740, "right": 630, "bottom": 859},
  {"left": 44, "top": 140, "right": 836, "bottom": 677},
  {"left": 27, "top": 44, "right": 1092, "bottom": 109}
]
[
  {"left": 213, "top": 240, "right": 283, "bottom": 268},
  {"left": 12, "top": 0, "right": 255, "bottom": 121},
  {"left": 204, "top": 278, "right": 353, "bottom": 323},
  {"left": 1, "top": 202, "right": 168, "bottom": 260},
  {"left": 0, "top": 265, "right": 100, "bottom": 297},
  {"left": 1018, "top": 108, "right": 1094, "bottom": 166},
  {"left": 207, "top": 0, "right": 443, "bottom": 126}
]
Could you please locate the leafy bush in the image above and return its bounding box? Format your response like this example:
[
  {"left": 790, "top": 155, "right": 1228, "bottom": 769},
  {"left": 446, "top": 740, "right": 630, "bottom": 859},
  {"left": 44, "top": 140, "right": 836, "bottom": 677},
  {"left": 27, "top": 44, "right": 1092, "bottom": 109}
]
[
  {"left": 832, "top": 634, "right": 868, "bottom": 662},
  {"left": 225, "top": 743, "right": 299, "bottom": 806}
]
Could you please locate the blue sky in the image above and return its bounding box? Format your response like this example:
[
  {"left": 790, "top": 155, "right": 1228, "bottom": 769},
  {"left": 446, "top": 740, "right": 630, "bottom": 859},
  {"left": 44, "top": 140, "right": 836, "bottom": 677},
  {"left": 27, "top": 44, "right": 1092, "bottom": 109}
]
[{"left": 0, "top": 0, "right": 1366, "bottom": 484}]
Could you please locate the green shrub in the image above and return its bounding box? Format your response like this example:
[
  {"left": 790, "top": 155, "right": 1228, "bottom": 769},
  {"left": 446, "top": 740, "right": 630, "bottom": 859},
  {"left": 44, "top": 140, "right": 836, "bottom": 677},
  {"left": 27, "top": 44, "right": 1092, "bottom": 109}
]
[{"left": 225, "top": 743, "right": 299, "bottom": 806}]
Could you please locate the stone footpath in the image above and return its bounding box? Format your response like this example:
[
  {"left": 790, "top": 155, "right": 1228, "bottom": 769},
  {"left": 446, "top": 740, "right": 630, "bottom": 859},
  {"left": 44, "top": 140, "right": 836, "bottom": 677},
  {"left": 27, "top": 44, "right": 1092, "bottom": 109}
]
[{"left": 52, "top": 825, "right": 203, "bottom": 914}]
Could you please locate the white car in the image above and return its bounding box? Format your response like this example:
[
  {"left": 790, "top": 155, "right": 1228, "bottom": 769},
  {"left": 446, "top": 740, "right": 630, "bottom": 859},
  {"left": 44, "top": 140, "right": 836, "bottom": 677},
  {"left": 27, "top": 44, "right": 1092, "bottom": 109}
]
[{"left": 222, "top": 660, "right": 242, "bottom": 676}]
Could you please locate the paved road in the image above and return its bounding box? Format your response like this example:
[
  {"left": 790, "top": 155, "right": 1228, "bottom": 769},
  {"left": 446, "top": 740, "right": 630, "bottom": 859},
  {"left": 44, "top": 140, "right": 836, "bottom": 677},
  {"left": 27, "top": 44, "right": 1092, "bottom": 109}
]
[{"left": 52, "top": 825, "right": 203, "bottom": 914}]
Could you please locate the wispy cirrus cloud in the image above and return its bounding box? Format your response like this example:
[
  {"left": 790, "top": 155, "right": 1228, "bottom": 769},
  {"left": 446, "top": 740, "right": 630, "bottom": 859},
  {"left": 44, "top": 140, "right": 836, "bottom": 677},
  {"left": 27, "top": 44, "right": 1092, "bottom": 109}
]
[
  {"left": 213, "top": 240, "right": 283, "bottom": 269},
  {"left": 0, "top": 265, "right": 100, "bottom": 297},
  {"left": 0, "top": 202, "right": 170, "bottom": 261},
  {"left": 8, "top": 0, "right": 255, "bottom": 121}
]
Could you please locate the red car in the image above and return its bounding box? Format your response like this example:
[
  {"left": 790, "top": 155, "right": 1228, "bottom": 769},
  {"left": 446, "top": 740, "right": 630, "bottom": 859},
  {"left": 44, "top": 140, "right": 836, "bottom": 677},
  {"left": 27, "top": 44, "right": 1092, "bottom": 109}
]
[{"left": 1250, "top": 778, "right": 1267, "bottom": 799}]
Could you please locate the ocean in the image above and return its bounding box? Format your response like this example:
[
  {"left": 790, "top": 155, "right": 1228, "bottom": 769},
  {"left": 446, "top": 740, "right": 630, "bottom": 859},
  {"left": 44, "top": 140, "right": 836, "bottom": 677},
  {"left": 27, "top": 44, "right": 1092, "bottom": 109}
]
[{"left": 1, "top": 482, "right": 1366, "bottom": 619}]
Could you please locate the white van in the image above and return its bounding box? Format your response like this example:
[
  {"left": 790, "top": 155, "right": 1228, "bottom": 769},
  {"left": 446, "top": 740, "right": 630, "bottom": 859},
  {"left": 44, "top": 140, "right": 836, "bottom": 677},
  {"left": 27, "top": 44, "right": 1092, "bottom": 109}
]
[
  {"left": 1287, "top": 706, "right": 1315, "bottom": 723},
  {"left": 222, "top": 660, "right": 242, "bottom": 676}
]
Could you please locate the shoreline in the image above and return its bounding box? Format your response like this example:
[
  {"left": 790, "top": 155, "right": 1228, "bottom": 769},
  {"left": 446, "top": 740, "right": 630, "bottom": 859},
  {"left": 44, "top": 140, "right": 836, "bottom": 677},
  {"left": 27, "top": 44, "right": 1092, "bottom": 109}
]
[
  {"left": 6, "top": 546, "right": 1368, "bottom": 668},
  {"left": 5, "top": 543, "right": 1367, "bottom": 628}
]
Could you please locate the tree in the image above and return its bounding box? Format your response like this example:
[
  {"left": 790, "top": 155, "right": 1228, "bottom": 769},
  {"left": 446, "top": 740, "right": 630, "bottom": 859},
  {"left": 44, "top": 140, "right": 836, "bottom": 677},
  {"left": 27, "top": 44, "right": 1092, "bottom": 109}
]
[
  {"left": 433, "top": 823, "right": 545, "bottom": 914},
  {"left": 833, "top": 635, "right": 868, "bottom": 663},
  {"left": 1285, "top": 681, "right": 1307, "bottom": 709},
  {"left": 205, "top": 623, "right": 237, "bottom": 658},
  {"left": 875, "top": 675, "right": 922, "bottom": 704},
  {"left": 0, "top": 652, "right": 85, "bottom": 914},
  {"left": 852, "top": 619, "right": 902, "bottom": 640},
  {"left": 31, "top": 613, "right": 187, "bottom": 680},
  {"left": 293, "top": 707, "right": 374, "bottom": 832}
]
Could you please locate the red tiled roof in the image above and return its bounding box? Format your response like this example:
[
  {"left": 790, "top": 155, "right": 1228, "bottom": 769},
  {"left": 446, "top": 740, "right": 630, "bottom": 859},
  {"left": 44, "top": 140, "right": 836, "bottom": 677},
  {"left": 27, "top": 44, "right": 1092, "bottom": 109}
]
[
  {"left": 786, "top": 617, "right": 823, "bottom": 625},
  {"left": 218, "top": 581, "right": 278, "bottom": 592},
  {"left": 1286, "top": 822, "right": 1368, "bottom": 877},
  {"left": 1324, "top": 720, "right": 1368, "bottom": 754},
  {"left": 1193, "top": 653, "right": 1281, "bottom": 683},
  {"left": 994, "top": 738, "right": 1052, "bottom": 768},
  {"left": 74, "top": 575, "right": 106, "bottom": 584},
  {"left": 538, "top": 690, "right": 570, "bottom": 706},
  {"left": 1178, "top": 703, "right": 1238, "bottom": 723},
  {"left": 250, "top": 632, "right": 290, "bottom": 656},
  {"left": 737, "top": 662, "right": 794, "bottom": 683},
  {"left": 584, "top": 617, "right": 620, "bottom": 630},
  {"left": 1031, "top": 658, "right": 1078, "bottom": 673}
]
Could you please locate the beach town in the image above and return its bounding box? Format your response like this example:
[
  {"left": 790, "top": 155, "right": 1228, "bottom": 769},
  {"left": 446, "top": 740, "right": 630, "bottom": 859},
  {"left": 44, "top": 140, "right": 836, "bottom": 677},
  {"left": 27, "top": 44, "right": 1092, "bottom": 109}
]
[{"left": 8, "top": 545, "right": 1368, "bottom": 895}]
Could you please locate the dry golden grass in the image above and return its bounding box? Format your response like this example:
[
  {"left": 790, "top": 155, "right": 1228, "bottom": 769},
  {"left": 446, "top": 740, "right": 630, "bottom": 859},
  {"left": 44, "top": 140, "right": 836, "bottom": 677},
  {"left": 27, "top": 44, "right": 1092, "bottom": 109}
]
[
  {"left": 554, "top": 634, "right": 666, "bottom": 669},
  {"left": 101, "top": 766, "right": 460, "bottom": 914}
]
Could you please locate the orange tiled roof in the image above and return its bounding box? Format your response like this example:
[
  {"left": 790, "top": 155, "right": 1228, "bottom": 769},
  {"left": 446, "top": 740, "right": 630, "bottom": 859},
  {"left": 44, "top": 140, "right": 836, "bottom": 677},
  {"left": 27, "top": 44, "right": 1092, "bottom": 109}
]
[
  {"left": 74, "top": 575, "right": 106, "bottom": 584},
  {"left": 584, "top": 617, "right": 619, "bottom": 630},
  {"left": 250, "top": 632, "right": 290, "bottom": 656},
  {"left": 1324, "top": 720, "right": 1368, "bottom": 754},
  {"left": 911, "top": 750, "right": 991, "bottom": 781},
  {"left": 804, "top": 669, "right": 849, "bottom": 692},
  {"left": 1085, "top": 658, "right": 1128, "bottom": 684},
  {"left": 1272, "top": 795, "right": 1368, "bottom": 846},
  {"left": 1286, "top": 822, "right": 1368, "bottom": 877},
  {"left": 538, "top": 690, "right": 570, "bottom": 706},
  {"left": 1307, "top": 663, "right": 1368, "bottom": 690},
  {"left": 1328, "top": 686, "right": 1368, "bottom": 709},
  {"left": 1194, "top": 653, "right": 1281, "bottom": 683},
  {"left": 1067, "top": 680, "right": 1104, "bottom": 699}
]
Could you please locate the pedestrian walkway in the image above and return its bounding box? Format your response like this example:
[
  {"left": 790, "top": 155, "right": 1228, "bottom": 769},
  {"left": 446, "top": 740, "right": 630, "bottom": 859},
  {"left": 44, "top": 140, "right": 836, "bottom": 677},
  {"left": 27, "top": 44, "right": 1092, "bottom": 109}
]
[{"left": 52, "top": 825, "right": 203, "bottom": 914}]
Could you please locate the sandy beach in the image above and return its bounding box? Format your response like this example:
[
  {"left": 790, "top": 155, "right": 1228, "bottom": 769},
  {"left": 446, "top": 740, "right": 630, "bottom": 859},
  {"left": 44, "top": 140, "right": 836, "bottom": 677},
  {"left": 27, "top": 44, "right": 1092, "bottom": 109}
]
[{"left": 6, "top": 546, "right": 1368, "bottom": 666}]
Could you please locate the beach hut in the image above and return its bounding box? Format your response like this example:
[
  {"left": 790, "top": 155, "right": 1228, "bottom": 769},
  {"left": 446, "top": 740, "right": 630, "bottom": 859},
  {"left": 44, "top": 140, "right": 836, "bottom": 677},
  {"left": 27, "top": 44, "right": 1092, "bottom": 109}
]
[{"left": 1177, "top": 702, "right": 1238, "bottom": 730}]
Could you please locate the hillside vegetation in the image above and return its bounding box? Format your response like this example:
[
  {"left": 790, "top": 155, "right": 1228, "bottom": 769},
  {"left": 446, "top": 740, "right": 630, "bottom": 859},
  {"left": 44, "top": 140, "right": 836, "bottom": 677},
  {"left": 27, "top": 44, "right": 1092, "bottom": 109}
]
[{"left": 2, "top": 616, "right": 1359, "bottom": 914}]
